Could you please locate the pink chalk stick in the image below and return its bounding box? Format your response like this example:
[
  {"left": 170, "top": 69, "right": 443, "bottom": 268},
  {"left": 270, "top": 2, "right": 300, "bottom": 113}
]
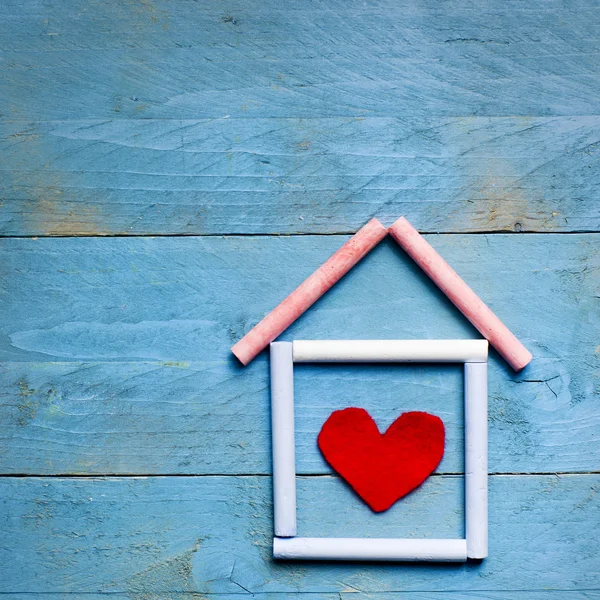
[
  {"left": 388, "top": 217, "right": 532, "bottom": 372},
  {"left": 232, "top": 218, "right": 388, "bottom": 365}
]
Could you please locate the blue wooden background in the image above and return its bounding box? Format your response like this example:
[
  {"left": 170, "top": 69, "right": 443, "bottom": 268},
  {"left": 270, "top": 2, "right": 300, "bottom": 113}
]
[{"left": 1, "top": 0, "right": 599, "bottom": 598}]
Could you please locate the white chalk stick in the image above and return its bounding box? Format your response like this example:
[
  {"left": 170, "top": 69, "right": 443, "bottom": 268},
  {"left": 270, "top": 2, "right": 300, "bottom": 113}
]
[
  {"left": 293, "top": 339, "right": 488, "bottom": 363},
  {"left": 465, "top": 362, "right": 488, "bottom": 559},
  {"left": 273, "top": 537, "right": 468, "bottom": 562},
  {"left": 270, "top": 342, "right": 297, "bottom": 537}
]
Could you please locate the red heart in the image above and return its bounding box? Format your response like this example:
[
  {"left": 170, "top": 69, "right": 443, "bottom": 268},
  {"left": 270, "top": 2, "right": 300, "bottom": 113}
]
[{"left": 317, "top": 408, "right": 445, "bottom": 512}]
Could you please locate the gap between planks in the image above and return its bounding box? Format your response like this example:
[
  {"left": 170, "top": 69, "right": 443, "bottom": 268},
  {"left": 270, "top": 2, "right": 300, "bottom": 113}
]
[
  {"left": 0, "top": 472, "right": 598, "bottom": 478},
  {"left": 0, "top": 590, "right": 598, "bottom": 596},
  {"left": 1, "top": 230, "right": 600, "bottom": 240}
]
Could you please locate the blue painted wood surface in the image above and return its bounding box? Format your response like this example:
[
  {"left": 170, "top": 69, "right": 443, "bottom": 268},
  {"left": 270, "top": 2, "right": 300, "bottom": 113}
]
[
  {"left": 1, "top": 0, "right": 599, "bottom": 597},
  {"left": 0, "top": 235, "right": 597, "bottom": 476},
  {"left": 2, "top": 0, "right": 600, "bottom": 120},
  {"left": 2, "top": 116, "right": 599, "bottom": 235},
  {"left": 1, "top": 475, "right": 599, "bottom": 594},
  {"left": 1, "top": 0, "right": 600, "bottom": 235}
]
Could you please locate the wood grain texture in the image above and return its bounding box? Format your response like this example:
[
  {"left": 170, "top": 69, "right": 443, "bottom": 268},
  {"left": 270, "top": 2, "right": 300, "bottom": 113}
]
[
  {"left": 1, "top": 116, "right": 599, "bottom": 235},
  {"left": 2, "top": 0, "right": 600, "bottom": 120},
  {"left": 0, "top": 234, "right": 597, "bottom": 475},
  {"left": 0, "top": 474, "right": 598, "bottom": 594},
  {"left": 1, "top": 0, "right": 600, "bottom": 235}
]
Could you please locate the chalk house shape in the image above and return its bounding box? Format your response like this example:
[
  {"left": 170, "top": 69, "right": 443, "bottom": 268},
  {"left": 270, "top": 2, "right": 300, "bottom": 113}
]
[{"left": 232, "top": 217, "right": 531, "bottom": 562}]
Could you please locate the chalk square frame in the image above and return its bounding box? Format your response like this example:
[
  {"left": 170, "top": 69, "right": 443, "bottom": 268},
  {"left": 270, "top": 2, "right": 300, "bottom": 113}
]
[{"left": 269, "top": 340, "right": 488, "bottom": 562}]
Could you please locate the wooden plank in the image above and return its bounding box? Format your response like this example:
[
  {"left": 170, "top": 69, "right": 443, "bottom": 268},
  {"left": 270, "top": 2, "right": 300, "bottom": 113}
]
[
  {"left": 1, "top": 0, "right": 600, "bottom": 121},
  {"left": 0, "top": 234, "right": 597, "bottom": 475},
  {"left": 0, "top": 474, "right": 598, "bottom": 594},
  {"left": 1, "top": 114, "right": 599, "bottom": 235}
]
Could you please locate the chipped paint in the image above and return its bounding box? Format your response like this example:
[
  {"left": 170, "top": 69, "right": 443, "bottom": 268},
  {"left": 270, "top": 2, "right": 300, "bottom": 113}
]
[
  {"left": 119, "top": 540, "right": 201, "bottom": 598},
  {"left": 161, "top": 361, "right": 190, "bottom": 368},
  {"left": 16, "top": 379, "right": 37, "bottom": 426},
  {"left": 6, "top": 125, "right": 106, "bottom": 236}
]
